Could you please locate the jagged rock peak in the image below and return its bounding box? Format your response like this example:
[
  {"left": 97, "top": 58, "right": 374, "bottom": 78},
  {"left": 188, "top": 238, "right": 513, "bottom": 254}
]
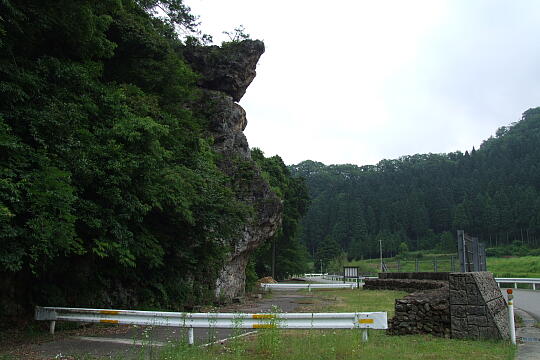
[{"left": 183, "top": 40, "right": 265, "bottom": 102}]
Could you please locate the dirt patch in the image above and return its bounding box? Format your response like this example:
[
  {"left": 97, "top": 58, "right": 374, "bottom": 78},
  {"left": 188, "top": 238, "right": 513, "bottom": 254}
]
[
  {"left": 0, "top": 322, "right": 133, "bottom": 359},
  {"left": 293, "top": 300, "right": 316, "bottom": 305}
]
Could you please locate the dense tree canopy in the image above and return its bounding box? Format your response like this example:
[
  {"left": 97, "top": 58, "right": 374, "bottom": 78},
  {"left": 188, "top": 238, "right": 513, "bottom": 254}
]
[
  {"left": 0, "top": 0, "right": 305, "bottom": 317},
  {"left": 0, "top": 0, "right": 247, "bottom": 311},
  {"left": 250, "top": 149, "right": 310, "bottom": 280},
  {"left": 291, "top": 110, "right": 540, "bottom": 260}
]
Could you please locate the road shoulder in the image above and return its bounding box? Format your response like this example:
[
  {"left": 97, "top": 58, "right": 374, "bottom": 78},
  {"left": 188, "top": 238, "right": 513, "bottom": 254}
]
[{"left": 515, "top": 308, "right": 540, "bottom": 360}]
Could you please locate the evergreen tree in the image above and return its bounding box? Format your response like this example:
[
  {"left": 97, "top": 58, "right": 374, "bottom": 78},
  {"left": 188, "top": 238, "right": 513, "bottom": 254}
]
[{"left": 290, "top": 108, "right": 540, "bottom": 257}]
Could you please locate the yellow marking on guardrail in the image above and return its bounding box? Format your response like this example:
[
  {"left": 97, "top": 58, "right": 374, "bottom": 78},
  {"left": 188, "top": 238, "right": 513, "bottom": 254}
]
[
  {"left": 100, "top": 310, "right": 120, "bottom": 315},
  {"left": 253, "top": 324, "right": 276, "bottom": 329},
  {"left": 359, "top": 319, "right": 374, "bottom": 324},
  {"left": 100, "top": 319, "right": 119, "bottom": 324},
  {"left": 252, "top": 314, "right": 275, "bottom": 319}
]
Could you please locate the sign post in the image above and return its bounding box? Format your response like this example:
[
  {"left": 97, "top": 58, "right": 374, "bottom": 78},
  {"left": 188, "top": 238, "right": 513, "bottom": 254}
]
[
  {"left": 343, "top": 266, "right": 360, "bottom": 288},
  {"left": 507, "top": 289, "right": 516, "bottom": 344}
]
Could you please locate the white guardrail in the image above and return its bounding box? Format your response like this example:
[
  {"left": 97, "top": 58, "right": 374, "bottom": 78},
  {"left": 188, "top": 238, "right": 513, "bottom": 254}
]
[
  {"left": 261, "top": 283, "right": 356, "bottom": 291},
  {"left": 321, "top": 275, "right": 378, "bottom": 283},
  {"left": 303, "top": 273, "right": 326, "bottom": 278},
  {"left": 495, "top": 278, "right": 540, "bottom": 290},
  {"left": 35, "top": 306, "right": 387, "bottom": 343}
]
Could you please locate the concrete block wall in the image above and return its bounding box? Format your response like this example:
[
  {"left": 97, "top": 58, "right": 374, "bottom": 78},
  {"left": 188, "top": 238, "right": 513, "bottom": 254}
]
[
  {"left": 449, "top": 272, "right": 509, "bottom": 340},
  {"left": 379, "top": 272, "right": 510, "bottom": 340}
]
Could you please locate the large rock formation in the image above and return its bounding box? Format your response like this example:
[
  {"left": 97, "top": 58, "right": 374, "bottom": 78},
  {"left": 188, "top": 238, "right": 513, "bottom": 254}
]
[
  {"left": 183, "top": 40, "right": 265, "bottom": 102},
  {"left": 201, "top": 90, "right": 251, "bottom": 158},
  {"left": 183, "top": 40, "right": 282, "bottom": 300}
]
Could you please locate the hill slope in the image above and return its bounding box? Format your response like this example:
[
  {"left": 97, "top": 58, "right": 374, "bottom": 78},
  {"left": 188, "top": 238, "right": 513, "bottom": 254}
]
[{"left": 291, "top": 108, "right": 540, "bottom": 262}]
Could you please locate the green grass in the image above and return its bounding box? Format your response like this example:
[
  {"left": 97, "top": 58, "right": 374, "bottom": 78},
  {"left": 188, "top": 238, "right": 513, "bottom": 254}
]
[
  {"left": 145, "top": 288, "right": 515, "bottom": 360},
  {"left": 486, "top": 256, "right": 540, "bottom": 278},
  {"left": 346, "top": 258, "right": 456, "bottom": 274},
  {"left": 156, "top": 329, "right": 514, "bottom": 360},
  {"left": 307, "top": 289, "right": 405, "bottom": 316},
  {"left": 346, "top": 253, "right": 540, "bottom": 279}
]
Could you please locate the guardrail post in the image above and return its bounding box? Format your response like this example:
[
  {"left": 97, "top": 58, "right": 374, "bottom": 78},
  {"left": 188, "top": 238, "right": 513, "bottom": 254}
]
[
  {"left": 507, "top": 289, "right": 516, "bottom": 345},
  {"left": 188, "top": 327, "right": 194, "bottom": 345},
  {"left": 50, "top": 321, "right": 56, "bottom": 335},
  {"left": 308, "top": 284, "right": 311, "bottom": 292},
  {"left": 362, "top": 329, "right": 368, "bottom": 342},
  {"left": 534, "top": 283, "right": 537, "bottom": 291}
]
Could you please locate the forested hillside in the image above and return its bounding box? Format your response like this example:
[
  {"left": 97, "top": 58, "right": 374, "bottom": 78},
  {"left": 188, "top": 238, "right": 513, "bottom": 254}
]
[
  {"left": 292, "top": 109, "right": 540, "bottom": 264},
  {"left": 0, "top": 0, "right": 307, "bottom": 320}
]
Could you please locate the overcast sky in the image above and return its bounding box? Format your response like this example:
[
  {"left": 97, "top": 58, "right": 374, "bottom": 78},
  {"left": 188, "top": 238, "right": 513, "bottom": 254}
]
[{"left": 185, "top": 0, "right": 540, "bottom": 166}]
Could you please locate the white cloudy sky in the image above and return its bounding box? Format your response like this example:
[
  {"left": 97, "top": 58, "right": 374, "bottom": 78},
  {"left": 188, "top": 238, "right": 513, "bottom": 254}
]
[{"left": 185, "top": 0, "right": 540, "bottom": 166}]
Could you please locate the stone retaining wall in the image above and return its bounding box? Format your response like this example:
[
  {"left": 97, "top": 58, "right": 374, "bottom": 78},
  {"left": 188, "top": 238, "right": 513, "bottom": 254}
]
[
  {"left": 449, "top": 272, "right": 509, "bottom": 340},
  {"left": 364, "top": 278, "right": 447, "bottom": 293},
  {"left": 370, "top": 272, "right": 510, "bottom": 340},
  {"left": 379, "top": 272, "right": 450, "bottom": 281},
  {"left": 388, "top": 287, "right": 450, "bottom": 337}
]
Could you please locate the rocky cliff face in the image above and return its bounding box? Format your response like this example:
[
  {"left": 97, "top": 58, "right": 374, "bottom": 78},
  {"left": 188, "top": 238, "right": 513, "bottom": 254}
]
[{"left": 183, "top": 40, "right": 282, "bottom": 299}]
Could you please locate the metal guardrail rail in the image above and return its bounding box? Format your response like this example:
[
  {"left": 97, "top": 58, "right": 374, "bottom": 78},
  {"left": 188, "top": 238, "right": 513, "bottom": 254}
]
[
  {"left": 35, "top": 306, "right": 387, "bottom": 343},
  {"left": 495, "top": 278, "right": 540, "bottom": 290},
  {"left": 303, "top": 273, "right": 327, "bottom": 278},
  {"left": 261, "top": 283, "right": 356, "bottom": 291},
  {"left": 321, "top": 274, "right": 378, "bottom": 283}
]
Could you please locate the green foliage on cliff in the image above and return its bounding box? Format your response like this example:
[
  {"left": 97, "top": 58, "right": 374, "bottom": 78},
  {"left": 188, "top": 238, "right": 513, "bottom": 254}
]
[
  {"left": 292, "top": 110, "right": 540, "bottom": 260},
  {"left": 251, "top": 149, "right": 311, "bottom": 279},
  {"left": 0, "top": 0, "right": 254, "bottom": 313}
]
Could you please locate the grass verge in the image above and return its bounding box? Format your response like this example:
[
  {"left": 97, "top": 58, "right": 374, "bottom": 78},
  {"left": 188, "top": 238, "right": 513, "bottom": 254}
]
[
  {"left": 346, "top": 254, "right": 540, "bottom": 279},
  {"left": 149, "top": 288, "right": 515, "bottom": 360},
  {"left": 4, "top": 289, "right": 515, "bottom": 359},
  {"left": 486, "top": 256, "right": 540, "bottom": 278}
]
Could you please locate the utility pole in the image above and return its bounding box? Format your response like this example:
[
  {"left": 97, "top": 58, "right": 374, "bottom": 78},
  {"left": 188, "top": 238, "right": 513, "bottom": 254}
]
[{"left": 379, "top": 239, "right": 383, "bottom": 272}]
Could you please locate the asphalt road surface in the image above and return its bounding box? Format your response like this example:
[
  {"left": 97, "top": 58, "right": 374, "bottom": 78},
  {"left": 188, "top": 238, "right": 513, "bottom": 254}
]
[{"left": 512, "top": 289, "right": 540, "bottom": 321}]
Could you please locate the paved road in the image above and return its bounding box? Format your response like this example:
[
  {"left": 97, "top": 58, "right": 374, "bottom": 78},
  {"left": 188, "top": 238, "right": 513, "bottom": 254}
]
[
  {"left": 512, "top": 289, "right": 540, "bottom": 321},
  {"left": 24, "top": 292, "right": 310, "bottom": 359},
  {"left": 515, "top": 308, "right": 540, "bottom": 360}
]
